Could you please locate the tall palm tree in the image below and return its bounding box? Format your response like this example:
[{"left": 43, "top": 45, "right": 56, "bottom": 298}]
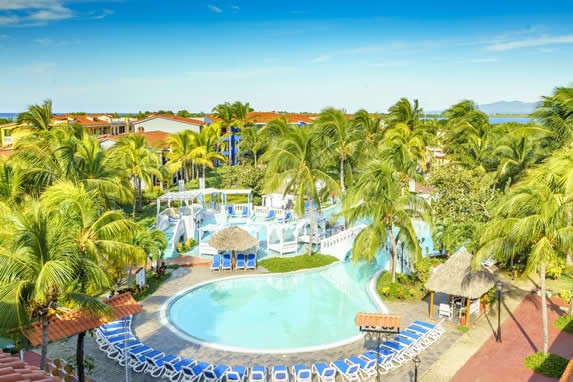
[
  {"left": 386, "top": 98, "right": 424, "bottom": 129},
  {"left": 379, "top": 123, "right": 434, "bottom": 176},
  {"left": 533, "top": 87, "right": 573, "bottom": 148},
  {"left": 0, "top": 202, "right": 110, "bottom": 369},
  {"left": 16, "top": 99, "right": 54, "bottom": 134},
  {"left": 343, "top": 160, "right": 431, "bottom": 283},
  {"left": 132, "top": 226, "right": 168, "bottom": 275},
  {"left": 264, "top": 127, "right": 339, "bottom": 255},
  {"left": 166, "top": 130, "right": 198, "bottom": 182},
  {"left": 352, "top": 109, "right": 384, "bottom": 163},
  {"left": 315, "top": 108, "right": 359, "bottom": 192},
  {"left": 110, "top": 134, "right": 161, "bottom": 218},
  {"left": 191, "top": 124, "right": 226, "bottom": 181},
  {"left": 493, "top": 133, "right": 539, "bottom": 185},
  {"left": 477, "top": 181, "right": 572, "bottom": 354},
  {"left": 212, "top": 103, "right": 235, "bottom": 165},
  {"left": 239, "top": 126, "right": 266, "bottom": 166}
]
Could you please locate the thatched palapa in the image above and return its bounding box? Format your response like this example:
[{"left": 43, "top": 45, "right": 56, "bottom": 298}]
[
  {"left": 424, "top": 247, "right": 495, "bottom": 299},
  {"left": 209, "top": 226, "right": 258, "bottom": 252}
]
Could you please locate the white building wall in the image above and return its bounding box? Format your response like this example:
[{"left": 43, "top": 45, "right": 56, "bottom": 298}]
[{"left": 133, "top": 118, "right": 201, "bottom": 134}]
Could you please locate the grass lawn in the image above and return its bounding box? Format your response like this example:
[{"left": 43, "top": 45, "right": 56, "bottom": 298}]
[
  {"left": 258, "top": 253, "right": 338, "bottom": 273},
  {"left": 376, "top": 271, "right": 426, "bottom": 301},
  {"left": 524, "top": 352, "right": 569, "bottom": 379},
  {"left": 133, "top": 271, "right": 171, "bottom": 301},
  {"left": 546, "top": 267, "right": 573, "bottom": 292}
]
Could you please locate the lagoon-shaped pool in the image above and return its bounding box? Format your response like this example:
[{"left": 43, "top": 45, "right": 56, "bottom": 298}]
[{"left": 164, "top": 259, "right": 387, "bottom": 353}]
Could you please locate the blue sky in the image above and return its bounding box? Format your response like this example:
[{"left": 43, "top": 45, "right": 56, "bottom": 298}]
[{"left": 1, "top": 0, "right": 572, "bottom": 113}]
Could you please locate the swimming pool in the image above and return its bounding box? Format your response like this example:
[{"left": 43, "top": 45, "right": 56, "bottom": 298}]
[{"left": 163, "top": 258, "right": 387, "bottom": 353}]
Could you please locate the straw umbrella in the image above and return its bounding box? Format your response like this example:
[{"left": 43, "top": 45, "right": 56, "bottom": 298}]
[
  {"left": 209, "top": 226, "right": 258, "bottom": 264},
  {"left": 425, "top": 247, "right": 495, "bottom": 326}
]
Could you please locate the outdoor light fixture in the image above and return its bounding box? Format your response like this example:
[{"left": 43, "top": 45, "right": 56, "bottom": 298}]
[
  {"left": 496, "top": 280, "right": 503, "bottom": 343},
  {"left": 413, "top": 355, "right": 421, "bottom": 382}
]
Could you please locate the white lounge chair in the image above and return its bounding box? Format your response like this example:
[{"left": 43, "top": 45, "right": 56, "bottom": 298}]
[
  {"left": 291, "top": 364, "right": 311, "bottom": 382},
  {"left": 312, "top": 363, "right": 336, "bottom": 382},
  {"left": 438, "top": 303, "right": 453, "bottom": 320},
  {"left": 331, "top": 360, "right": 360, "bottom": 382}
]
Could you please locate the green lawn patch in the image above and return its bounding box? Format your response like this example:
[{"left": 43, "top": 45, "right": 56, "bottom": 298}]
[
  {"left": 456, "top": 325, "right": 470, "bottom": 333},
  {"left": 133, "top": 272, "right": 171, "bottom": 301},
  {"left": 524, "top": 352, "right": 569, "bottom": 379},
  {"left": 376, "top": 271, "right": 426, "bottom": 301},
  {"left": 554, "top": 315, "right": 573, "bottom": 334},
  {"left": 258, "top": 254, "right": 338, "bottom": 273}
]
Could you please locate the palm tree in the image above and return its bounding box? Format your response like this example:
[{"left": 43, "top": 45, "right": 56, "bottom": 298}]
[
  {"left": 493, "top": 133, "right": 539, "bottom": 185},
  {"left": 533, "top": 87, "right": 573, "bottom": 148},
  {"left": 132, "top": 226, "right": 168, "bottom": 275},
  {"left": 343, "top": 160, "right": 431, "bottom": 283},
  {"left": 379, "top": 123, "right": 434, "bottom": 177},
  {"left": 191, "top": 124, "right": 226, "bottom": 182},
  {"left": 239, "top": 126, "right": 266, "bottom": 166},
  {"left": 110, "top": 134, "right": 161, "bottom": 218},
  {"left": 264, "top": 127, "right": 339, "bottom": 255},
  {"left": 212, "top": 103, "right": 235, "bottom": 165},
  {"left": 352, "top": 109, "right": 384, "bottom": 163},
  {"left": 0, "top": 202, "right": 110, "bottom": 369},
  {"left": 166, "top": 130, "right": 198, "bottom": 182},
  {"left": 477, "top": 181, "right": 572, "bottom": 354},
  {"left": 386, "top": 98, "right": 424, "bottom": 129},
  {"left": 315, "top": 108, "right": 359, "bottom": 192},
  {"left": 16, "top": 99, "right": 54, "bottom": 133}
]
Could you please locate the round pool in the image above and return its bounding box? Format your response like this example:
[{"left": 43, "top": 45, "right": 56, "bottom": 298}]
[{"left": 163, "top": 260, "right": 386, "bottom": 353}]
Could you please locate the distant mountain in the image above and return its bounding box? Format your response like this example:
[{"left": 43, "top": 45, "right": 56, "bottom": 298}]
[{"left": 477, "top": 101, "right": 537, "bottom": 115}]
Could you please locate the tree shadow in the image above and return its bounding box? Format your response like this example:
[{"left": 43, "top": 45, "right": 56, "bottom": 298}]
[{"left": 502, "top": 299, "right": 538, "bottom": 352}]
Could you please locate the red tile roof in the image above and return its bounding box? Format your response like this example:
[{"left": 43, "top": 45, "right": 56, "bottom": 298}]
[
  {"left": 52, "top": 114, "right": 113, "bottom": 127},
  {"left": 100, "top": 131, "right": 172, "bottom": 149},
  {"left": 355, "top": 313, "right": 401, "bottom": 329},
  {"left": 0, "top": 351, "right": 58, "bottom": 382},
  {"left": 206, "top": 112, "right": 315, "bottom": 125},
  {"left": 135, "top": 114, "right": 204, "bottom": 126},
  {"left": 0, "top": 147, "right": 14, "bottom": 158},
  {"left": 25, "top": 294, "right": 142, "bottom": 347}
]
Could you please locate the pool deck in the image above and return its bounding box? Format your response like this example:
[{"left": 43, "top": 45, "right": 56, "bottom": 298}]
[{"left": 46, "top": 265, "right": 463, "bottom": 381}]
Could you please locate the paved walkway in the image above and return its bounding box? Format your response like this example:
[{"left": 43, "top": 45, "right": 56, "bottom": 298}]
[
  {"left": 451, "top": 294, "right": 573, "bottom": 382},
  {"left": 47, "top": 265, "right": 461, "bottom": 382}
]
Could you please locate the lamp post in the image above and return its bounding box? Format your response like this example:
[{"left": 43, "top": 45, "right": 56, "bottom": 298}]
[
  {"left": 413, "top": 355, "right": 421, "bottom": 382},
  {"left": 496, "top": 281, "right": 503, "bottom": 343}
]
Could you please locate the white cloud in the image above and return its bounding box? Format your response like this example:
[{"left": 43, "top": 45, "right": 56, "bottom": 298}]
[
  {"left": 0, "top": 0, "right": 56, "bottom": 10},
  {"left": 207, "top": 4, "right": 222, "bottom": 13},
  {"left": 34, "top": 37, "right": 77, "bottom": 46},
  {"left": 28, "top": 5, "right": 72, "bottom": 21},
  {"left": 0, "top": 15, "right": 19, "bottom": 24},
  {"left": 487, "top": 34, "right": 573, "bottom": 51}
]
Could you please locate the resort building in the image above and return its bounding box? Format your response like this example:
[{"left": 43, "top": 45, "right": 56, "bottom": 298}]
[
  {"left": 52, "top": 114, "right": 135, "bottom": 136},
  {"left": 132, "top": 114, "right": 205, "bottom": 134},
  {"left": 0, "top": 122, "right": 16, "bottom": 147}
]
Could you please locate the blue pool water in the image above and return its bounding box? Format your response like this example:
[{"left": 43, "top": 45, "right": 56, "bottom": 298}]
[{"left": 166, "top": 258, "right": 386, "bottom": 352}]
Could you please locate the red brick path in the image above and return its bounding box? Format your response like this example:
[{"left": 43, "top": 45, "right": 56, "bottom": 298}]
[{"left": 452, "top": 294, "right": 573, "bottom": 382}]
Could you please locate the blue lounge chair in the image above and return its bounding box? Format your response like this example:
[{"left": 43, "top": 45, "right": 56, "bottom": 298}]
[
  {"left": 250, "top": 365, "right": 267, "bottom": 382},
  {"left": 236, "top": 254, "right": 246, "bottom": 270},
  {"left": 163, "top": 359, "right": 196, "bottom": 382},
  {"left": 406, "top": 324, "right": 439, "bottom": 342},
  {"left": 240, "top": 206, "right": 249, "bottom": 218},
  {"left": 106, "top": 339, "right": 140, "bottom": 360},
  {"left": 227, "top": 366, "right": 248, "bottom": 382},
  {"left": 393, "top": 336, "right": 420, "bottom": 358},
  {"left": 398, "top": 331, "right": 428, "bottom": 351},
  {"left": 182, "top": 362, "right": 212, "bottom": 382},
  {"left": 128, "top": 347, "right": 160, "bottom": 372},
  {"left": 227, "top": 206, "right": 235, "bottom": 216},
  {"left": 246, "top": 253, "right": 256, "bottom": 270},
  {"left": 346, "top": 356, "right": 377, "bottom": 380},
  {"left": 145, "top": 354, "right": 180, "bottom": 378},
  {"left": 264, "top": 210, "right": 276, "bottom": 221},
  {"left": 360, "top": 350, "right": 394, "bottom": 373},
  {"left": 203, "top": 365, "right": 230, "bottom": 382},
  {"left": 222, "top": 253, "right": 232, "bottom": 270},
  {"left": 312, "top": 363, "right": 336, "bottom": 382},
  {"left": 291, "top": 364, "right": 311, "bottom": 382},
  {"left": 379, "top": 341, "right": 409, "bottom": 365},
  {"left": 272, "top": 365, "right": 289, "bottom": 382},
  {"left": 331, "top": 360, "right": 360, "bottom": 382},
  {"left": 412, "top": 319, "right": 445, "bottom": 336},
  {"left": 277, "top": 211, "right": 292, "bottom": 223},
  {"left": 211, "top": 254, "right": 222, "bottom": 271}
]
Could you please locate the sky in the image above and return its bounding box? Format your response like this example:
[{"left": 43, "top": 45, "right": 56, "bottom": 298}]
[{"left": 1, "top": 0, "right": 573, "bottom": 113}]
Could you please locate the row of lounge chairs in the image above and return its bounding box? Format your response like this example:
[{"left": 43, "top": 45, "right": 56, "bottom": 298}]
[
  {"left": 228, "top": 206, "right": 250, "bottom": 218},
  {"left": 210, "top": 253, "right": 257, "bottom": 271},
  {"left": 262, "top": 210, "right": 292, "bottom": 223},
  {"left": 96, "top": 317, "right": 444, "bottom": 382}
]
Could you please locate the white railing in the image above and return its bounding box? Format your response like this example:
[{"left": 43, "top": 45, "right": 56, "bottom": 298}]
[
  {"left": 320, "top": 224, "right": 367, "bottom": 252},
  {"left": 253, "top": 206, "right": 269, "bottom": 216},
  {"left": 199, "top": 242, "right": 218, "bottom": 255},
  {"left": 171, "top": 219, "right": 186, "bottom": 251}
]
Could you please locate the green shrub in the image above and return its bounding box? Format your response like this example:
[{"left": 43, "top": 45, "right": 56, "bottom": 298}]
[
  {"left": 547, "top": 258, "right": 565, "bottom": 280},
  {"left": 375, "top": 271, "right": 425, "bottom": 301},
  {"left": 524, "top": 352, "right": 568, "bottom": 378},
  {"left": 456, "top": 325, "right": 470, "bottom": 333},
  {"left": 553, "top": 315, "right": 573, "bottom": 334},
  {"left": 184, "top": 238, "right": 197, "bottom": 251},
  {"left": 559, "top": 290, "right": 572, "bottom": 304}
]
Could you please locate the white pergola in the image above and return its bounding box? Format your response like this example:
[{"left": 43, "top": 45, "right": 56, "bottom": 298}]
[{"left": 156, "top": 188, "right": 253, "bottom": 219}]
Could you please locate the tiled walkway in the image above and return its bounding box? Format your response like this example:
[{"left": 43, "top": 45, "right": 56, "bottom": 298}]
[
  {"left": 452, "top": 294, "right": 573, "bottom": 382},
  {"left": 47, "top": 266, "right": 461, "bottom": 381}
]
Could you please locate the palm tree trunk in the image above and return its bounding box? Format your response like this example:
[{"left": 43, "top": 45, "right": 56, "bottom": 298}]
[
  {"left": 540, "top": 259, "right": 549, "bottom": 354},
  {"left": 40, "top": 316, "right": 49, "bottom": 370},
  {"left": 137, "top": 177, "right": 143, "bottom": 212},
  {"left": 132, "top": 176, "right": 137, "bottom": 219},
  {"left": 254, "top": 152, "right": 257, "bottom": 167},
  {"left": 387, "top": 228, "right": 398, "bottom": 283},
  {"left": 308, "top": 202, "right": 314, "bottom": 256},
  {"left": 184, "top": 161, "right": 189, "bottom": 183},
  {"left": 202, "top": 164, "right": 206, "bottom": 184},
  {"left": 76, "top": 331, "right": 86, "bottom": 382},
  {"left": 340, "top": 157, "right": 345, "bottom": 192}
]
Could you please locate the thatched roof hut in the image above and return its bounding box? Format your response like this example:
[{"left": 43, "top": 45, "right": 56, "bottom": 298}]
[
  {"left": 208, "top": 226, "right": 258, "bottom": 252},
  {"left": 425, "top": 247, "right": 495, "bottom": 299}
]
